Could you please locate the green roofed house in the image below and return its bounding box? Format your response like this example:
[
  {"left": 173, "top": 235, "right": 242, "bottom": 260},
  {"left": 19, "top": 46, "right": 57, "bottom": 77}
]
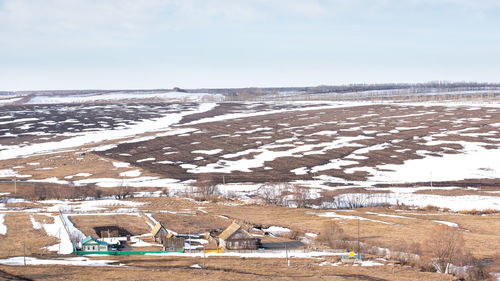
[{"left": 81, "top": 236, "right": 112, "bottom": 252}]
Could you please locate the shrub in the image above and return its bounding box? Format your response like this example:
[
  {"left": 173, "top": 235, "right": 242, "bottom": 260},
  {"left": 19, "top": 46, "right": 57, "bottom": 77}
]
[
  {"left": 423, "top": 225, "right": 464, "bottom": 273},
  {"left": 458, "top": 209, "right": 499, "bottom": 215},
  {"left": 318, "top": 221, "right": 352, "bottom": 250}
]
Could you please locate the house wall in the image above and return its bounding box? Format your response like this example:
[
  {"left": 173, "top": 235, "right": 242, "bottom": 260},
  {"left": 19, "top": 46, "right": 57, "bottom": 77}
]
[
  {"left": 223, "top": 239, "right": 257, "bottom": 250},
  {"left": 154, "top": 228, "right": 168, "bottom": 242},
  {"left": 83, "top": 244, "right": 109, "bottom": 251},
  {"left": 218, "top": 238, "right": 226, "bottom": 249},
  {"left": 163, "top": 237, "right": 185, "bottom": 251},
  {"left": 84, "top": 245, "right": 98, "bottom": 251},
  {"left": 219, "top": 228, "right": 258, "bottom": 250}
]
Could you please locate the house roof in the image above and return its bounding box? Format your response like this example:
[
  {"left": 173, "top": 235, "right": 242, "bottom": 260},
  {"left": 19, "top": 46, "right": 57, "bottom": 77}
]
[
  {"left": 219, "top": 222, "right": 253, "bottom": 241},
  {"left": 81, "top": 236, "right": 109, "bottom": 246},
  {"left": 152, "top": 222, "right": 166, "bottom": 237}
]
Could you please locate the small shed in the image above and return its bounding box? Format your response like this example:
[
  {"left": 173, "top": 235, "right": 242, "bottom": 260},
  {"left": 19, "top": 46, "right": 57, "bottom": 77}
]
[
  {"left": 152, "top": 222, "right": 169, "bottom": 242},
  {"left": 81, "top": 236, "right": 111, "bottom": 252},
  {"left": 100, "top": 229, "right": 119, "bottom": 238},
  {"left": 219, "top": 222, "right": 258, "bottom": 250},
  {"left": 162, "top": 233, "right": 185, "bottom": 252}
]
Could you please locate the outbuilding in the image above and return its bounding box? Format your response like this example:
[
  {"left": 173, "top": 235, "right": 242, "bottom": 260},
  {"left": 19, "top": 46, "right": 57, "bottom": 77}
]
[
  {"left": 162, "top": 233, "right": 185, "bottom": 252},
  {"left": 151, "top": 222, "right": 169, "bottom": 243}
]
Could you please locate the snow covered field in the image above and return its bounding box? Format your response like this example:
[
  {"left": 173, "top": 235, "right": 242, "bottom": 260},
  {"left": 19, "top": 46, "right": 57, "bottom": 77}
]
[{"left": 0, "top": 100, "right": 499, "bottom": 213}]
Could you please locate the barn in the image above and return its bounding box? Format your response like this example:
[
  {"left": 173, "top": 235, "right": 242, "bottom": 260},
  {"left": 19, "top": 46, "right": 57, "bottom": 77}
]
[
  {"left": 162, "top": 233, "right": 185, "bottom": 252},
  {"left": 151, "top": 222, "right": 169, "bottom": 242},
  {"left": 218, "top": 222, "right": 258, "bottom": 250}
]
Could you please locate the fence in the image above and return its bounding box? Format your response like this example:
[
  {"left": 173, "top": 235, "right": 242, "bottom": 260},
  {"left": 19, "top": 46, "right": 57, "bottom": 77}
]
[{"left": 76, "top": 250, "right": 183, "bottom": 256}]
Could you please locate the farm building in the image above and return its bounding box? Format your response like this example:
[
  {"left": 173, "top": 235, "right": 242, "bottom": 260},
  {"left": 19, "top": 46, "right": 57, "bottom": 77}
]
[
  {"left": 219, "top": 222, "right": 258, "bottom": 250},
  {"left": 151, "top": 222, "right": 169, "bottom": 242},
  {"left": 162, "top": 233, "right": 185, "bottom": 252},
  {"left": 81, "top": 236, "right": 112, "bottom": 252}
]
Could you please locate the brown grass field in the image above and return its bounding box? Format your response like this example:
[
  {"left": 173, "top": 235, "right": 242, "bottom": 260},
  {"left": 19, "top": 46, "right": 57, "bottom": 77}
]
[
  {"left": 0, "top": 255, "right": 454, "bottom": 281},
  {"left": 0, "top": 196, "right": 496, "bottom": 280},
  {"left": 130, "top": 197, "right": 500, "bottom": 257},
  {"left": 0, "top": 213, "right": 58, "bottom": 258},
  {"left": 152, "top": 212, "right": 232, "bottom": 234}
]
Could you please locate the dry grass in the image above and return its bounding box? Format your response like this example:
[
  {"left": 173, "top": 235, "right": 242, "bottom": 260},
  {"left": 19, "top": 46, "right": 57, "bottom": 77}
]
[
  {"left": 0, "top": 255, "right": 455, "bottom": 281},
  {"left": 0, "top": 149, "right": 163, "bottom": 187},
  {"left": 129, "top": 197, "right": 500, "bottom": 258},
  {"left": 152, "top": 212, "right": 231, "bottom": 234},
  {"left": 414, "top": 188, "right": 500, "bottom": 197},
  {"left": 0, "top": 213, "right": 58, "bottom": 258}
]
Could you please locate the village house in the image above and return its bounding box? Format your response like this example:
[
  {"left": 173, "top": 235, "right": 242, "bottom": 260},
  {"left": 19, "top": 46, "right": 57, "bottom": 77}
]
[
  {"left": 81, "top": 236, "right": 112, "bottom": 252},
  {"left": 218, "top": 222, "right": 259, "bottom": 250}
]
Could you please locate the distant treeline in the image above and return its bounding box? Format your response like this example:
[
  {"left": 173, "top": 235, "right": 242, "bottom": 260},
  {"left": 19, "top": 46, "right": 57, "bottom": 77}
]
[
  {"left": 196, "top": 81, "right": 500, "bottom": 95},
  {"left": 2, "top": 81, "right": 500, "bottom": 96}
]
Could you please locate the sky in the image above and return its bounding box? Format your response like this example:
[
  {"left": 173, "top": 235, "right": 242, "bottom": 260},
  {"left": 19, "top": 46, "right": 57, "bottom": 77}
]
[{"left": 1, "top": 0, "right": 500, "bottom": 91}]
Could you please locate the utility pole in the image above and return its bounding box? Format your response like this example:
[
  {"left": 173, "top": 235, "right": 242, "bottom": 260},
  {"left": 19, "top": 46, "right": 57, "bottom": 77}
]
[
  {"left": 22, "top": 242, "right": 26, "bottom": 266},
  {"left": 203, "top": 246, "right": 206, "bottom": 268},
  {"left": 14, "top": 178, "right": 17, "bottom": 194},
  {"left": 222, "top": 176, "right": 225, "bottom": 185},
  {"left": 357, "top": 219, "right": 360, "bottom": 254},
  {"left": 58, "top": 228, "right": 61, "bottom": 254},
  {"left": 285, "top": 243, "right": 289, "bottom": 267}
]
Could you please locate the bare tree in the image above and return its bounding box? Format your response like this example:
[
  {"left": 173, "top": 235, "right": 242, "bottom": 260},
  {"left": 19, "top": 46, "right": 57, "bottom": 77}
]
[
  {"left": 292, "top": 185, "right": 310, "bottom": 208},
  {"left": 194, "top": 173, "right": 218, "bottom": 201},
  {"left": 161, "top": 187, "right": 170, "bottom": 197},
  {"left": 318, "top": 221, "right": 351, "bottom": 250},
  {"left": 115, "top": 185, "right": 134, "bottom": 199},
  {"left": 424, "top": 225, "right": 464, "bottom": 273},
  {"left": 259, "top": 183, "right": 288, "bottom": 206}
]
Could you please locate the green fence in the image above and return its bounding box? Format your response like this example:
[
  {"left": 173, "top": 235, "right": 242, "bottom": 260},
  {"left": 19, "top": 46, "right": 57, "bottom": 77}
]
[{"left": 76, "top": 250, "right": 184, "bottom": 255}]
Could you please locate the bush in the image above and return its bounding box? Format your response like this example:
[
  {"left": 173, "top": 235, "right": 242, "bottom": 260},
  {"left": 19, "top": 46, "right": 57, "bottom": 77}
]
[
  {"left": 458, "top": 209, "right": 499, "bottom": 215},
  {"left": 190, "top": 173, "right": 219, "bottom": 202},
  {"left": 259, "top": 182, "right": 289, "bottom": 206},
  {"left": 422, "top": 205, "right": 441, "bottom": 212},
  {"left": 423, "top": 225, "right": 464, "bottom": 273},
  {"left": 318, "top": 221, "right": 352, "bottom": 250},
  {"left": 28, "top": 183, "right": 103, "bottom": 201}
]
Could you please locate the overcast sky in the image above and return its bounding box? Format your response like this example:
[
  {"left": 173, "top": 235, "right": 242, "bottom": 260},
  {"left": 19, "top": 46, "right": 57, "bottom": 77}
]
[{"left": 1, "top": 0, "right": 500, "bottom": 91}]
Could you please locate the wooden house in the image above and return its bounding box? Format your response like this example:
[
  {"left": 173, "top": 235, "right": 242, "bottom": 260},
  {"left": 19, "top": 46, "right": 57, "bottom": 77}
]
[
  {"left": 151, "top": 222, "right": 169, "bottom": 242},
  {"left": 162, "top": 233, "right": 185, "bottom": 251},
  {"left": 81, "top": 236, "right": 111, "bottom": 252},
  {"left": 219, "top": 222, "right": 258, "bottom": 250}
]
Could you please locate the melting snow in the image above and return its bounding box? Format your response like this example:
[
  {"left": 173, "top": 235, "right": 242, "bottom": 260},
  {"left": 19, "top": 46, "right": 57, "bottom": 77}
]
[
  {"left": 119, "top": 170, "right": 142, "bottom": 177},
  {"left": 41, "top": 214, "right": 74, "bottom": 254},
  {"left": 112, "top": 162, "right": 130, "bottom": 168},
  {"left": 433, "top": 220, "right": 459, "bottom": 227},
  {"left": 0, "top": 257, "right": 117, "bottom": 267},
  {"left": 0, "top": 214, "right": 6, "bottom": 235},
  {"left": 192, "top": 149, "right": 223, "bottom": 155},
  {"left": 0, "top": 103, "right": 217, "bottom": 160},
  {"left": 314, "top": 212, "right": 397, "bottom": 225}
]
